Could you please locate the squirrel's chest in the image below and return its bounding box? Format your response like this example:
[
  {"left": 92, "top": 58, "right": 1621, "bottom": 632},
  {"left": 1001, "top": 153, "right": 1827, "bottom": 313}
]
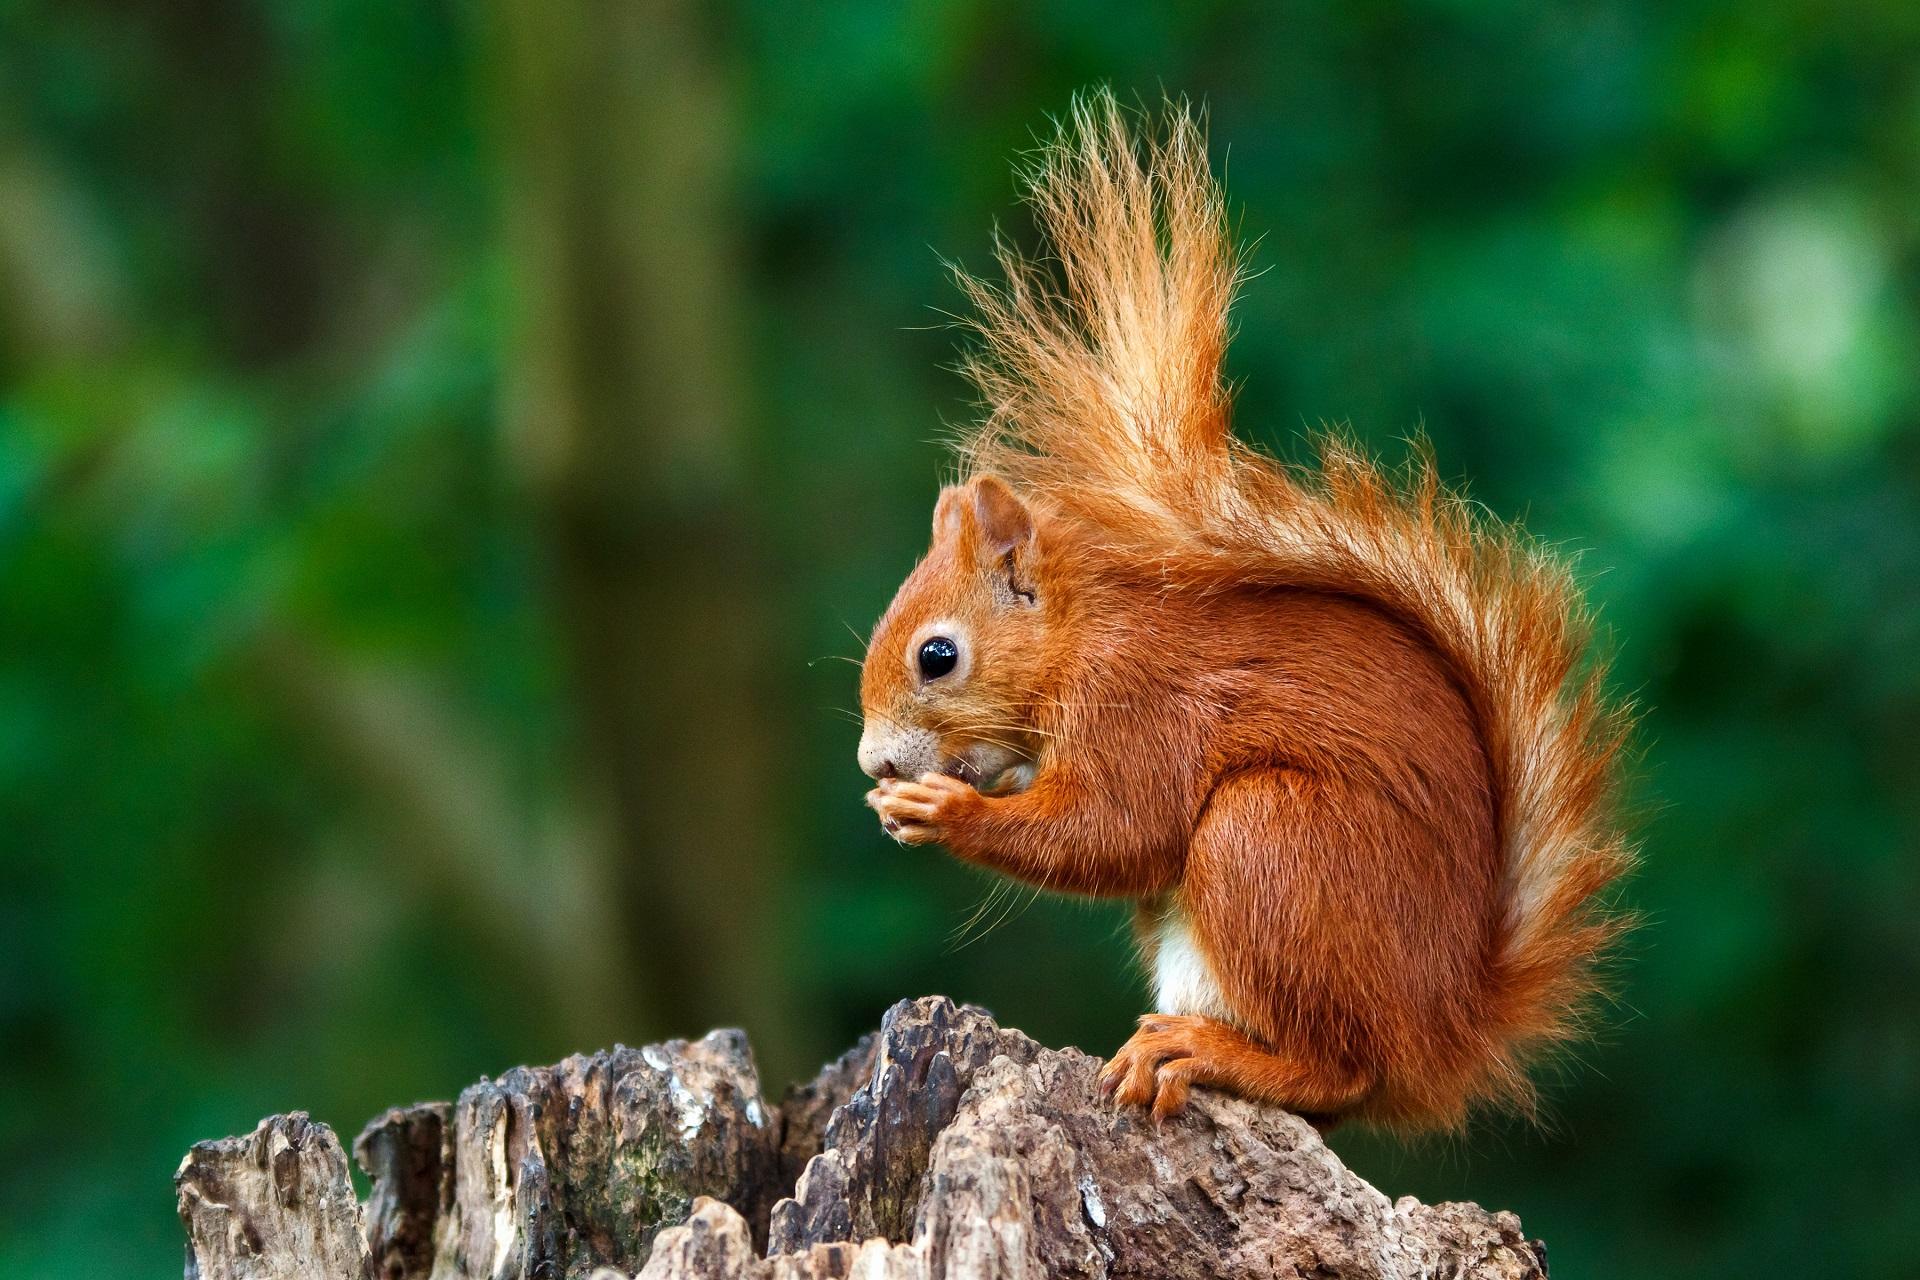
[{"left": 1150, "top": 906, "right": 1235, "bottom": 1021}]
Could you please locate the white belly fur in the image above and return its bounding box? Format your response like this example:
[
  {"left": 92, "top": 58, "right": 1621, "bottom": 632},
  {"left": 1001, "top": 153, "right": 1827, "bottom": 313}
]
[{"left": 1152, "top": 907, "right": 1235, "bottom": 1021}]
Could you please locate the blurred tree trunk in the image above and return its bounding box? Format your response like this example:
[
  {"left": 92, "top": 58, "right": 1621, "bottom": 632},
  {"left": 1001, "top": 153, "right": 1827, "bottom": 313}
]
[{"left": 487, "top": 0, "right": 794, "bottom": 1060}]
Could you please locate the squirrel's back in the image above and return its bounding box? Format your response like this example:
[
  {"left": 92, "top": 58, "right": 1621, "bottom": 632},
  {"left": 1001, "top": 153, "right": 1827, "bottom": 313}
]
[{"left": 955, "top": 91, "right": 1635, "bottom": 1124}]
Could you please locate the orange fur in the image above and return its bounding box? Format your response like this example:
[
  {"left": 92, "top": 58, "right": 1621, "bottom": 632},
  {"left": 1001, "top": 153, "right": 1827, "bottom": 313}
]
[{"left": 859, "top": 92, "right": 1634, "bottom": 1132}]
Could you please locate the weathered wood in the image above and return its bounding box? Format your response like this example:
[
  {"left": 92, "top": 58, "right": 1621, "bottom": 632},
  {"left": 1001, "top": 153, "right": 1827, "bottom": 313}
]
[
  {"left": 428, "top": 1029, "right": 784, "bottom": 1277},
  {"left": 767, "top": 998, "right": 1040, "bottom": 1252},
  {"left": 175, "top": 1112, "right": 372, "bottom": 1280},
  {"left": 352, "top": 1103, "right": 451, "bottom": 1280},
  {"left": 178, "top": 997, "right": 1549, "bottom": 1280}
]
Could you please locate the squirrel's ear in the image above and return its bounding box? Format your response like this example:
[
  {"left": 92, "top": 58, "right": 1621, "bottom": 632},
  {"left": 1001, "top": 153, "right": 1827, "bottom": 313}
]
[
  {"left": 969, "top": 474, "right": 1034, "bottom": 555},
  {"left": 969, "top": 475, "right": 1037, "bottom": 606},
  {"left": 933, "top": 476, "right": 1037, "bottom": 602},
  {"left": 932, "top": 485, "right": 969, "bottom": 541}
]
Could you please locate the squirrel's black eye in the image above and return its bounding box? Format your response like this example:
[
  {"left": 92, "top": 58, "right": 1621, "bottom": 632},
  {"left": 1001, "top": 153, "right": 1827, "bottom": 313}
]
[{"left": 917, "top": 636, "right": 959, "bottom": 681}]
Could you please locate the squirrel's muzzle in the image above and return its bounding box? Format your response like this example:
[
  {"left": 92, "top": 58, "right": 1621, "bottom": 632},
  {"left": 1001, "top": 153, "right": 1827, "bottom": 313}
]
[{"left": 857, "top": 719, "right": 946, "bottom": 782}]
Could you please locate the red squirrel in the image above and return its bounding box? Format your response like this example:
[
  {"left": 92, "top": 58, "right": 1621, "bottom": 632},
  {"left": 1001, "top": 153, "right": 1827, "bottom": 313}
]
[{"left": 858, "top": 93, "right": 1633, "bottom": 1132}]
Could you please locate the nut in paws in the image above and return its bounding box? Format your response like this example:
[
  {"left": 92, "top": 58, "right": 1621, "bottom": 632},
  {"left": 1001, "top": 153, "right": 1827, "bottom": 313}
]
[{"left": 865, "top": 773, "right": 977, "bottom": 845}]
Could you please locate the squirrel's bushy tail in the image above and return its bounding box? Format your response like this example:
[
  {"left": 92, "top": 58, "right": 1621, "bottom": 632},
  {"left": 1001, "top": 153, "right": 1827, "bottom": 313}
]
[{"left": 957, "top": 90, "right": 1635, "bottom": 1120}]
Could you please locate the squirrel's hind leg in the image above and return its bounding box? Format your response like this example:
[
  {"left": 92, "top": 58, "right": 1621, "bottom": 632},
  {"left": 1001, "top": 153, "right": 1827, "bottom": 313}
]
[{"left": 1098, "top": 1014, "right": 1371, "bottom": 1124}]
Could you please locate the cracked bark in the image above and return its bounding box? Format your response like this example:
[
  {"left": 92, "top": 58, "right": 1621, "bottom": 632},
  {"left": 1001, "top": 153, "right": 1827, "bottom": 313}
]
[{"left": 176, "top": 997, "right": 1548, "bottom": 1280}]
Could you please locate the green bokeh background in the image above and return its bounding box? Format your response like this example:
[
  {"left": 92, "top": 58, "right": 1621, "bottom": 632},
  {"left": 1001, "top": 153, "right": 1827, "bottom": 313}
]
[{"left": 4, "top": 2, "right": 1918, "bottom": 1276}]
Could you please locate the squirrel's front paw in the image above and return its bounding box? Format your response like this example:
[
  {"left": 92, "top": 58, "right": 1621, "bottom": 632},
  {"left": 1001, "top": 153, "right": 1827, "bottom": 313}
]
[{"left": 865, "top": 774, "right": 979, "bottom": 846}]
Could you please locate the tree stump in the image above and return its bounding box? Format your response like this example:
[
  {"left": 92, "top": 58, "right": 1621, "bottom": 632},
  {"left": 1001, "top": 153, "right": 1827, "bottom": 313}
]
[{"left": 175, "top": 997, "right": 1548, "bottom": 1279}]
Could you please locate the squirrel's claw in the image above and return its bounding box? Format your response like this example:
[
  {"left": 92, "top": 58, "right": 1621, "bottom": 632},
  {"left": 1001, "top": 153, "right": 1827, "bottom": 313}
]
[{"left": 1102, "top": 1015, "right": 1214, "bottom": 1122}]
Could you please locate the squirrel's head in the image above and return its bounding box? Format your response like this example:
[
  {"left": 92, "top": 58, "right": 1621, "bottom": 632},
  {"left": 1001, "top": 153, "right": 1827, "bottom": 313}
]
[{"left": 858, "top": 474, "right": 1050, "bottom": 790}]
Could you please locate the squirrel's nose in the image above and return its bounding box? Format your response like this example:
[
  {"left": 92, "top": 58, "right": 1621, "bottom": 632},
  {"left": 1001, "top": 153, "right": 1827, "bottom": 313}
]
[{"left": 856, "top": 734, "right": 896, "bottom": 780}]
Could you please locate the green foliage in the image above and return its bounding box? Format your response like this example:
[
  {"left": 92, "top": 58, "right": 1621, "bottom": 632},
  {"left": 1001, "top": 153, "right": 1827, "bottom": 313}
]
[{"left": 3, "top": 1, "right": 1918, "bottom": 1275}]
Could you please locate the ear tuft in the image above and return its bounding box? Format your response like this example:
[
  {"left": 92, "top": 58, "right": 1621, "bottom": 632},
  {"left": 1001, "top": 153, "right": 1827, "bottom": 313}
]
[{"left": 970, "top": 474, "right": 1034, "bottom": 554}]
